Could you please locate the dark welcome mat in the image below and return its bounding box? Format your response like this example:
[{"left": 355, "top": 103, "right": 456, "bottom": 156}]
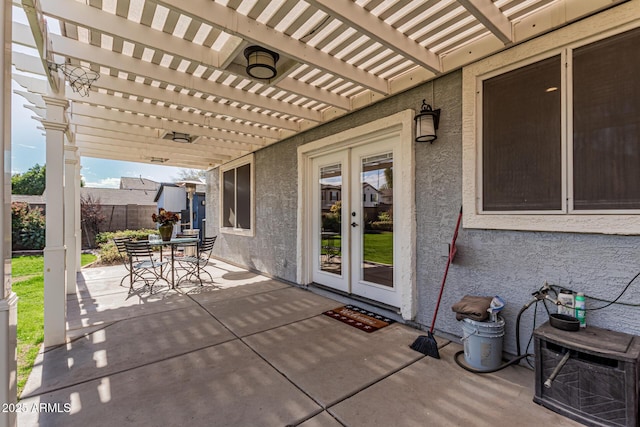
[{"left": 323, "top": 305, "right": 395, "bottom": 333}]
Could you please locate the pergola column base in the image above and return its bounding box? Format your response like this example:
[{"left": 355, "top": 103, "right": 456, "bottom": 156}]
[{"left": 0, "top": 292, "right": 18, "bottom": 427}]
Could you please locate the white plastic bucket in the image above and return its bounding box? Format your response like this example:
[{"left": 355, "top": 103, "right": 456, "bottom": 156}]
[{"left": 461, "top": 317, "right": 505, "bottom": 370}]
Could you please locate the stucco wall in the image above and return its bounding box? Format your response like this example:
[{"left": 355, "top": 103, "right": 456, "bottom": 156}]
[{"left": 207, "top": 69, "right": 640, "bottom": 353}]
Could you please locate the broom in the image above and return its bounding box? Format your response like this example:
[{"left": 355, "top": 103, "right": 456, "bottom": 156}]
[{"left": 410, "top": 206, "right": 463, "bottom": 358}]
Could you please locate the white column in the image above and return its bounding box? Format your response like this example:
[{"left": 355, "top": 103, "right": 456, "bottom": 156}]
[
  {"left": 0, "top": 2, "right": 17, "bottom": 426},
  {"left": 75, "top": 162, "right": 82, "bottom": 267},
  {"left": 64, "top": 143, "right": 78, "bottom": 295},
  {"left": 42, "top": 96, "right": 69, "bottom": 347}
]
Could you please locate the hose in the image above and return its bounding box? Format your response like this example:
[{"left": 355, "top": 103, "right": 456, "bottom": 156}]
[{"left": 453, "top": 351, "right": 532, "bottom": 374}]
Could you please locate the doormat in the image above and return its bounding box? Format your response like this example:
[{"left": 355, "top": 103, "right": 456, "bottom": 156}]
[{"left": 323, "top": 305, "right": 395, "bottom": 333}]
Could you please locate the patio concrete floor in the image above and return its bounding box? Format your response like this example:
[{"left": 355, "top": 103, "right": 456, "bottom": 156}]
[{"left": 18, "top": 260, "right": 581, "bottom": 426}]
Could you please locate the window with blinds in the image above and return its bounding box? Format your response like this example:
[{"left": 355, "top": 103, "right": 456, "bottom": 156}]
[
  {"left": 480, "top": 27, "right": 640, "bottom": 214},
  {"left": 220, "top": 155, "right": 254, "bottom": 234}
]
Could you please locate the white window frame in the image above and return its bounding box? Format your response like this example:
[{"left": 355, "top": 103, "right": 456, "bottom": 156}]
[
  {"left": 462, "top": 11, "right": 640, "bottom": 235},
  {"left": 219, "top": 154, "right": 255, "bottom": 236}
]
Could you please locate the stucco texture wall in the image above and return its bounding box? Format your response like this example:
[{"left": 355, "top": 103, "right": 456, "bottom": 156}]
[{"left": 207, "top": 70, "right": 640, "bottom": 352}]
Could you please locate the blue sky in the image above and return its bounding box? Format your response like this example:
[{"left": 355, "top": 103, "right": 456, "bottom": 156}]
[{"left": 11, "top": 81, "right": 189, "bottom": 188}]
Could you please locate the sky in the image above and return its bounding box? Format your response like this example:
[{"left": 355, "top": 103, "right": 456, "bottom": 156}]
[{"left": 10, "top": 6, "right": 189, "bottom": 189}]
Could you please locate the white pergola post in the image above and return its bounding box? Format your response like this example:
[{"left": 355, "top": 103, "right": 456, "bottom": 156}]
[
  {"left": 42, "top": 96, "right": 69, "bottom": 347},
  {"left": 64, "top": 142, "right": 78, "bottom": 295},
  {"left": 75, "top": 162, "right": 82, "bottom": 268},
  {"left": 0, "top": 1, "right": 17, "bottom": 426}
]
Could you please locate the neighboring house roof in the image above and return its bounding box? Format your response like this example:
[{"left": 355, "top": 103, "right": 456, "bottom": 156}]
[
  {"left": 362, "top": 182, "right": 380, "bottom": 193},
  {"left": 119, "top": 177, "right": 160, "bottom": 191},
  {"left": 80, "top": 187, "right": 157, "bottom": 206}
]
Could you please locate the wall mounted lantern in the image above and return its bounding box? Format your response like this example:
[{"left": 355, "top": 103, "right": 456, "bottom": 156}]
[
  {"left": 244, "top": 46, "right": 279, "bottom": 80},
  {"left": 414, "top": 99, "right": 441, "bottom": 143}
]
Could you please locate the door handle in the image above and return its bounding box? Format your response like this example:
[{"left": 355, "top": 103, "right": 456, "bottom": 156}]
[{"left": 351, "top": 222, "right": 359, "bottom": 227}]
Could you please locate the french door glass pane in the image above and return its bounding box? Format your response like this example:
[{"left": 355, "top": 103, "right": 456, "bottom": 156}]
[
  {"left": 361, "top": 153, "right": 393, "bottom": 287},
  {"left": 320, "top": 164, "right": 342, "bottom": 274}
]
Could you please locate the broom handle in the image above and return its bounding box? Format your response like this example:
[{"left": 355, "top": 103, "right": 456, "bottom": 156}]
[{"left": 429, "top": 206, "right": 463, "bottom": 334}]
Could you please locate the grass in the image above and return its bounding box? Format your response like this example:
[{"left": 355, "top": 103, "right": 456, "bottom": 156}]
[
  {"left": 12, "top": 253, "right": 97, "bottom": 397},
  {"left": 363, "top": 231, "right": 393, "bottom": 265},
  {"left": 321, "top": 231, "right": 394, "bottom": 265}
]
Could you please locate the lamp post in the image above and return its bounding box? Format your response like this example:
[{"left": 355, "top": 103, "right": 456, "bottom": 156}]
[{"left": 178, "top": 180, "right": 201, "bottom": 229}]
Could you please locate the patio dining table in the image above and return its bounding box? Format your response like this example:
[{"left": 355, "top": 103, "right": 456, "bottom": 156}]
[{"left": 150, "top": 237, "right": 199, "bottom": 288}]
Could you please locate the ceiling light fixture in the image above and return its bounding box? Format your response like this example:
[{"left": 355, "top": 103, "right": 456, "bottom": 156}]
[
  {"left": 172, "top": 132, "right": 190, "bottom": 143},
  {"left": 244, "top": 46, "right": 279, "bottom": 80}
]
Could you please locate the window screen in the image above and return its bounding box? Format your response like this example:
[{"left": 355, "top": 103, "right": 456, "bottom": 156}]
[
  {"left": 222, "top": 162, "right": 252, "bottom": 229},
  {"left": 573, "top": 27, "right": 640, "bottom": 210},
  {"left": 223, "top": 169, "right": 235, "bottom": 228},
  {"left": 236, "top": 164, "right": 251, "bottom": 229},
  {"left": 482, "top": 55, "right": 562, "bottom": 211}
]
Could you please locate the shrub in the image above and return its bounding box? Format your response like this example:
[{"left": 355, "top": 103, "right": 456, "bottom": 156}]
[
  {"left": 95, "top": 229, "right": 158, "bottom": 265},
  {"left": 11, "top": 202, "right": 46, "bottom": 250},
  {"left": 322, "top": 201, "right": 341, "bottom": 232},
  {"left": 370, "top": 221, "right": 393, "bottom": 231},
  {"left": 377, "top": 211, "right": 392, "bottom": 222}
]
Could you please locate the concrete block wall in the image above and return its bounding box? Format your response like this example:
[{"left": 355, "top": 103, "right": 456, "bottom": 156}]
[{"left": 207, "top": 70, "right": 640, "bottom": 353}]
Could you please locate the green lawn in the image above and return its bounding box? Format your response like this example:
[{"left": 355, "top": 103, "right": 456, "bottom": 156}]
[
  {"left": 363, "top": 231, "right": 393, "bottom": 265},
  {"left": 321, "top": 231, "right": 393, "bottom": 265},
  {"left": 12, "top": 253, "right": 97, "bottom": 397}
]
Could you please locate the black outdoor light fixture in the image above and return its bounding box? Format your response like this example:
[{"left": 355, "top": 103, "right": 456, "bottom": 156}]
[
  {"left": 172, "top": 132, "right": 190, "bottom": 143},
  {"left": 244, "top": 46, "right": 279, "bottom": 80},
  {"left": 414, "top": 99, "right": 441, "bottom": 143}
]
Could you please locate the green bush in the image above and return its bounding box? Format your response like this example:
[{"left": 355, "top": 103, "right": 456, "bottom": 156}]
[
  {"left": 370, "top": 221, "right": 393, "bottom": 231},
  {"left": 95, "top": 229, "right": 158, "bottom": 265},
  {"left": 11, "top": 202, "right": 46, "bottom": 250},
  {"left": 95, "top": 229, "right": 158, "bottom": 245}
]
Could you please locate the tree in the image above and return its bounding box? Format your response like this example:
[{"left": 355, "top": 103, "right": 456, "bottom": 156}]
[
  {"left": 175, "top": 168, "right": 206, "bottom": 182},
  {"left": 383, "top": 166, "right": 393, "bottom": 189},
  {"left": 81, "top": 194, "right": 105, "bottom": 248},
  {"left": 12, "top": 164, "right": 46, "bottom": 195}
]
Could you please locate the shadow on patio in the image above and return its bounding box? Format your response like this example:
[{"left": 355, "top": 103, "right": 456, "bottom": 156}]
[{"left": 18, "top": 261, "right": 580, "bottom": 427}]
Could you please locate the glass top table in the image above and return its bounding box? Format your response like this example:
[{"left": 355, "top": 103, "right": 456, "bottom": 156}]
[{"left": 148, "top": 237, "right": 199, "bottom": 287}]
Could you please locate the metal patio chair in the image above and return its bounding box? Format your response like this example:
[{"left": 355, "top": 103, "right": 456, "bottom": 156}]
[
  {"left": 113, "top": 236, "right": 132, "bottom": 287},
  {"left": 175, "top": 236, "right": 217, "bottom": 286},
  {"left": 124, "top": 240, "right": 169, "bottom": 293}
]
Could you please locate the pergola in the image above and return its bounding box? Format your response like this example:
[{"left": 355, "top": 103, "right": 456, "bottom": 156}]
[
  {"left": 13, "top": 0, "right": 622, "bottom": 169},
  {"left": 0, "top": 0, "right": 627, "bottom": 425}
]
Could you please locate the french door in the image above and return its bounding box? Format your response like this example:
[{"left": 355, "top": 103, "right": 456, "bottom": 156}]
[{"left": 311, "top": 139, "right": 398, "bottom": 307}]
